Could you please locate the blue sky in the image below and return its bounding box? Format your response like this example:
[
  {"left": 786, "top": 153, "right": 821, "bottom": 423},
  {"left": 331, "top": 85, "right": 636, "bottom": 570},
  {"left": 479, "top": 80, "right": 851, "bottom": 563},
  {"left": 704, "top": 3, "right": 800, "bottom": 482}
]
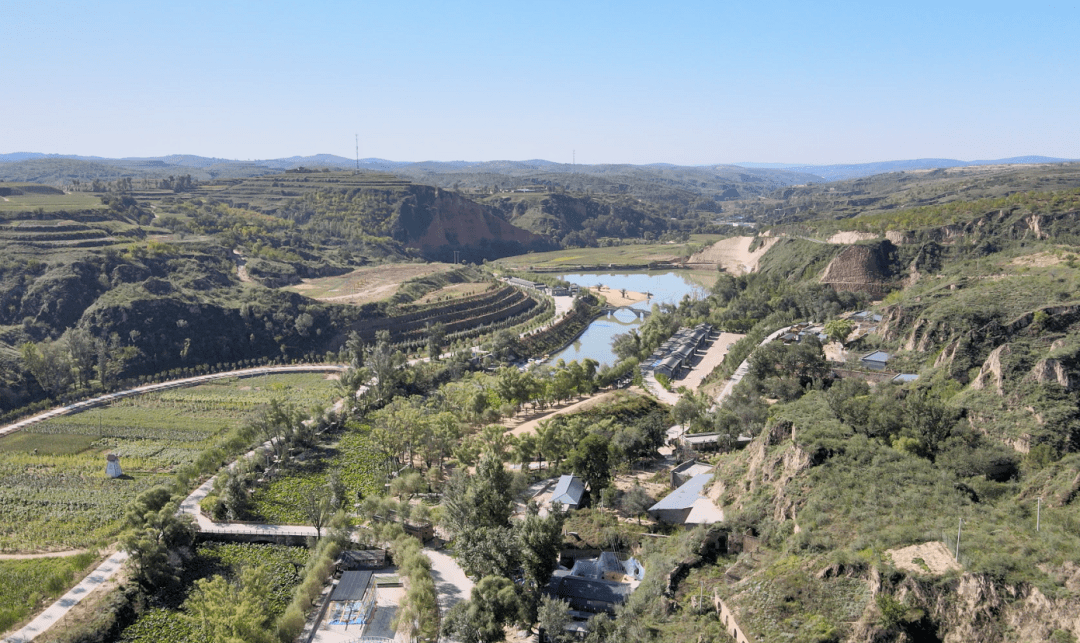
[{"left": 2, "top": 0, "right": 1077, "bottom": 165}]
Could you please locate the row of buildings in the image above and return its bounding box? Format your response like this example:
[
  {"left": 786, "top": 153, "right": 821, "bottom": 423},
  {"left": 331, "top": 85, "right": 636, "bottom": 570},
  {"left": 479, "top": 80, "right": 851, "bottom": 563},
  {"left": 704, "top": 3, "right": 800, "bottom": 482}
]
[
  {"left": 504, "top": 276, "right": 576, "bottom": 297},
  {"left": 645, "top": 323, "right": 717, "bottom": 380}
]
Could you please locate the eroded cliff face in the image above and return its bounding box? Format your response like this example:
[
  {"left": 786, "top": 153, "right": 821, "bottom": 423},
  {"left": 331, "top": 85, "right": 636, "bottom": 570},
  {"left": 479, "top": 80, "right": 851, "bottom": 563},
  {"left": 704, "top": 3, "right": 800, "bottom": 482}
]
[
  {"left": 820, "top": 241, "right": 899, "bottom": 296},
  {"left": 396, "top": 187, "right": 551, "bottom": 260}
]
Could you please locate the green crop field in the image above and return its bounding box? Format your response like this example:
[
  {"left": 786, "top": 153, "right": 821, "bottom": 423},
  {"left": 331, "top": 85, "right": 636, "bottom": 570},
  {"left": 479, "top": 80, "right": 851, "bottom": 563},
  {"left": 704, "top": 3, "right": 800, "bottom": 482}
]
[
  {"left": 0, "top": 373, "right": 338, "bottom": 552},
  {"left": 249, "top": 426, "right": 383, "bottom": 524},
  {"left": 0, "top": 192, "right": 105, "bottom": 213},
  {"left": 0, "top": 551, "right": 100, "bottom": 633}
]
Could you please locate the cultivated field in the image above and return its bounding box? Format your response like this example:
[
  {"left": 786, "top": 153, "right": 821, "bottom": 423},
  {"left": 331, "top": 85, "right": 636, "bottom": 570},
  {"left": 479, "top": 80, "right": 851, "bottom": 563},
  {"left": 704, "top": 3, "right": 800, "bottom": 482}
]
[
  {"left": 0, "top": 551, "right": 99, "bottom": 634},
  {"left": 0, "top": 373, "right": 338, "bottom": 552},
  {"left": 0, "top": 192, "right": 104, "bottom": 213},
  {"left": 283, "top": 262, "right": 456, "bottom": 303}
]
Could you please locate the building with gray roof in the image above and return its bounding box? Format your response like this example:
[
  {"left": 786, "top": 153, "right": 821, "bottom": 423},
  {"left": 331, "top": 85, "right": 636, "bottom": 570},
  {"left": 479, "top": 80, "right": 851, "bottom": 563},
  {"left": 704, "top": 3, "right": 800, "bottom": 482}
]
[
  {"left": 648, "top": 473, "right": 724, "bottom": 526},
  {"left": 550, "top": 474, "right": 586, "bottom": 510}
]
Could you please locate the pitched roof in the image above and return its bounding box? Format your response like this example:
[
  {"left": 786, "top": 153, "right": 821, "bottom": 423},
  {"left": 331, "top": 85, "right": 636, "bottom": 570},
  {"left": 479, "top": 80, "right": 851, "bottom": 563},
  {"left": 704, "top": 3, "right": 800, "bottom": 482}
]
[
  {"left": 649, "top": 473, "right": 713, "bottom": 512},
  {"left": 551, "top": 574, "right": 634, "bottom": 605},
  {"left": 551, "top": 475, "right": 586, "bottom": 506},
  {"left": 861, "top": 350, "right": 891, "bottom": 363},
  {"left": 330, "top": 570, "right": 373, "bottom": 601}
]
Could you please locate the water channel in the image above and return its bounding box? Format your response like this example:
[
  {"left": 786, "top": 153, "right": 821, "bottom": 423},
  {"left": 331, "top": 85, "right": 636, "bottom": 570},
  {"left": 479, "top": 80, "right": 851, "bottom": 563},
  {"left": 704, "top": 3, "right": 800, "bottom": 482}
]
[{"left": 546, "top": 271, "right": 710, "bottom": 368}]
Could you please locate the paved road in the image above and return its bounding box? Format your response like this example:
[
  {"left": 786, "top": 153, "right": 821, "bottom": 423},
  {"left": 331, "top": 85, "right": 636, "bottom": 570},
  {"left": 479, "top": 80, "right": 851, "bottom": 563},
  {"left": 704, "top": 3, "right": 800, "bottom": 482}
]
[
  {"left": 425, "top": 548, "right": 474, "bottom": 614},
  {"left": 3, "top": 551, "right": 129, "bottom": 643}
]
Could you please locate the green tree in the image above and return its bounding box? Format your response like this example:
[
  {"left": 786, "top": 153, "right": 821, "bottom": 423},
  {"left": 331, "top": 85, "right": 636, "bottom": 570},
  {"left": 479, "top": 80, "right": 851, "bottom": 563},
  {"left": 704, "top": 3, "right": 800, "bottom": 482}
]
[
  {"left": 20, "top": 340, "right": 73, "bottom": 398},
  {"left": 516, "top": 506, "right": 564, "bottom": 588},
  {"left": 426, "top": 321, "right": 447, "bottom": 360},
  {"left": 824, "top": 318, "right": 855, "bottom": 344},
  {"left": 619, "top": 484, "right": 654, "bottom": 525},
  {"left": 564, "top": 433, "right": 610, "bottom": 492},
  {"left": 441, "top": 576, "right": 522, "bottom": 643},
  {"left": 537, "top": 596, "right": 573, "bottom": 643},
  {"left": 183, "top": 566, "right": 276, "bottom": 643}
]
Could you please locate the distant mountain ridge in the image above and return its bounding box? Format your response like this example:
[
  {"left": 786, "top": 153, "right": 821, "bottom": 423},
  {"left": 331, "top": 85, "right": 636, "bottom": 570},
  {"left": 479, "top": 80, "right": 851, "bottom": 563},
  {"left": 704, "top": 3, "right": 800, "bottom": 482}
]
[
  {"left": 1, "top": 152, "right": 1074, "bottom": 194},
  {"left": 735, "top": 156, "right": 1075, "bottom": 181}
]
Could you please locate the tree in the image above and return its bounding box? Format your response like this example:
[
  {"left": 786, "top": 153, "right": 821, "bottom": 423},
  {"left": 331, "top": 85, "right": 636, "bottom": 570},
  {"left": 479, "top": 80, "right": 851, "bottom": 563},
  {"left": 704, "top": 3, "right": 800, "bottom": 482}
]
[
  {"left": 619, "top": 484, "right": 654, "bottom": 524},
  {"left": 299, "top": 487, "right": 333, "bottom": 538},
  {"left": 368, "top": 330, "right": 405, "bottom": 401},
  {"left": 516, "top": 507, "right": 564, "bottom": 588},
  {"left": 426, "top": 322, "right": 446, "bottom": 360},
  {"left": 564, "top": 434, "right": 610, "bottom": 493},
  {"left": 824, "top": 319, "right": 855, "bottom": 345},
  {"left": 441, "top": 576, "right": 522, "bottom": 643},
  {"left": 121, "top": 488, "right": 195, "bottom": 589},
  {"left": 183, "top": 566, "right": 276, "bottom": 643},
  {"left": 611, "top": 330, "right": 642, "bottom": 361},
  {"left": 344, "top": 331, "right": 365, "bottom": 368},
  {"left": 20, "top": 340, "right": 73, "bottom": 398},
  {"left": 537, "top": 596, "right": 573, "bottom": 643}
]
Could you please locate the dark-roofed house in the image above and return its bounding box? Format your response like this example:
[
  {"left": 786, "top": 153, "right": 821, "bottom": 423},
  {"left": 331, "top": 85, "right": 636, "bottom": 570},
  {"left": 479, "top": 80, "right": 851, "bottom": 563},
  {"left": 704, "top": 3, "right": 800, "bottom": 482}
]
[
  {"left": 860, "top": 350, "right": 891, "bottom": 371},
  {"left": 648, "top": 473, "right": 724, "bottom": 526},
  {"left": 327, "top": 570, "right": 376, "bottom": 627},
  {"left": 336, "top": 549, "right": 387, "bottom": 573},
  {"left": 548, "top": 572, "right": 635, "bottom": 614},
  {"left": 550, "top": 474, "right": 586, "bottom": 510}
]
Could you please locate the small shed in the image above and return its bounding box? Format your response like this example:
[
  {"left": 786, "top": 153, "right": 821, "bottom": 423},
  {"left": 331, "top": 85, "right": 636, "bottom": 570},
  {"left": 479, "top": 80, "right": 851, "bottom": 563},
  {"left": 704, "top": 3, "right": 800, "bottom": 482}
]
[
  {"left": 327, "top": 570, "right": 376, "bottom": 627},
  {"left": 105, "top": 454, "right": 122, "bottom": 478},
  {"left": 336, "top": 549, "right": 387, "bottom": 573},
  {"left": 550, "top": 474, "right": 587, "bottom": 510},
  {"left": 891, "top": 373, "right": 919, "bottom": 384},
  {"left": 860, "top": 350, "right": 891, "bottom": 371}
]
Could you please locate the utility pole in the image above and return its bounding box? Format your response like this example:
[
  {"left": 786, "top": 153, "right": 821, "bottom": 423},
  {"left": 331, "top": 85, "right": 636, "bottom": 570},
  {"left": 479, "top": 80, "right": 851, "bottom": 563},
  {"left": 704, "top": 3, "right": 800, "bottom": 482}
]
[
  {"left": 355, "top": 134, "right": 360, "bottom": 174},
  {"left": 955, "top": 518, "right": 962, "bottom": 561}
]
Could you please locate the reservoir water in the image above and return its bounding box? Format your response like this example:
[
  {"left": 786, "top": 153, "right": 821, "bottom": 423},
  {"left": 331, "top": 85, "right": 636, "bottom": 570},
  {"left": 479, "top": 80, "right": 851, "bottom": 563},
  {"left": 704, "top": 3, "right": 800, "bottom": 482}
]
[{"left": 547, "top": 271, "right": 709, "bottom": 368}]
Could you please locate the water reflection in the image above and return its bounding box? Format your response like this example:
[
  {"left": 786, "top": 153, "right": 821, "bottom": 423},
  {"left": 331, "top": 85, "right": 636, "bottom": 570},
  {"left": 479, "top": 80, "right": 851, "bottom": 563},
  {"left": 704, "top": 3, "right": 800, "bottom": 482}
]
[{"left": 546, "top": 271, "right": 706, "bottom": 368}]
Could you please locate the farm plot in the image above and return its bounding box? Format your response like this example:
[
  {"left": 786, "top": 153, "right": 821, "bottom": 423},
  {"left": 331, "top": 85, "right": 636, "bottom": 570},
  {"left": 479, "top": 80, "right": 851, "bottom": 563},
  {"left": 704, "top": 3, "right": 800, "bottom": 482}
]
[
  {"left": 0, "top": 551, "right": 99, "bottom": 634},
  {"left": 249, "top": 426, "right": 383, "bottom": 524},
  {"left": 0, "top": 373, "right": 337, "bottom": 552},
  {"left": 114, "top": 542, "right": 307, "bottom": 643}
]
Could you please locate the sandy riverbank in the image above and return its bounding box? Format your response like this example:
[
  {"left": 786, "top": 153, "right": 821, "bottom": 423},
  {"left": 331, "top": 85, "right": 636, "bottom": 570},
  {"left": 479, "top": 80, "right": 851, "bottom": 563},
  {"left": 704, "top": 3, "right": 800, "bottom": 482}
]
[{"left": 588, "top": 286, "right": 649, "bottom": 307}]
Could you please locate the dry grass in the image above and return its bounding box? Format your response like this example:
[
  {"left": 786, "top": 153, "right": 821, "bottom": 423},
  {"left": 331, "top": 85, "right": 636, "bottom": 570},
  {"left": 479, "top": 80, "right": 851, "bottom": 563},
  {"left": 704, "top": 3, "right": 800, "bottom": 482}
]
[{"left": 283, "top": 263, "right": 455, "bottom": 303}]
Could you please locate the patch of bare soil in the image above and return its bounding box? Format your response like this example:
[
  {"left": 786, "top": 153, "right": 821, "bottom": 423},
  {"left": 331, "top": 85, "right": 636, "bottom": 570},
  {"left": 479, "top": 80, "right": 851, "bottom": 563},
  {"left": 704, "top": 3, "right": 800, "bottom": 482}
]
[
  {"left": 686, "top": 236, "right": 778, "bottom": 274},
  {"left": 828, "top": 231, "right": 879, "bottom": 244},
  {"left": 286, "top": 263, "right": 454, "bottom": 304},
  {"left": 1011, "top": 252, "right": 1064, "bottom": 268},
  {"left": 886, "top": 541, "right": 962, "bottom": 575}
]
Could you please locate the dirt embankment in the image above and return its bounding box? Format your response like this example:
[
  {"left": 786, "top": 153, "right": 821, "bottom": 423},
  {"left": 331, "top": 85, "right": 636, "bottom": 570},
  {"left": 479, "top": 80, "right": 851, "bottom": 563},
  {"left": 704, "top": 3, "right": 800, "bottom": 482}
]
[
  {"left": 685, "top": 236, "right": 778, "bottom": 274},
  {"left": 405, "top": 188, "right": 549, "bottom": 257},
  {"left": 819, "top": 241, "right": 897, "bottom": 296},
  {"left": 828, "top": 231, "right": 879, "bottom": 244}
]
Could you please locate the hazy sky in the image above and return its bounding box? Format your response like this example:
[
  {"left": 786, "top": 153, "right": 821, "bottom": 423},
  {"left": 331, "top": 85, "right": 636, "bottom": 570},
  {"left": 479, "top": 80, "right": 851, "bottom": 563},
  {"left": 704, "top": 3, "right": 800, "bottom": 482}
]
[{"left": 3, "top": 0, "right": 1078, "bottom": 165}]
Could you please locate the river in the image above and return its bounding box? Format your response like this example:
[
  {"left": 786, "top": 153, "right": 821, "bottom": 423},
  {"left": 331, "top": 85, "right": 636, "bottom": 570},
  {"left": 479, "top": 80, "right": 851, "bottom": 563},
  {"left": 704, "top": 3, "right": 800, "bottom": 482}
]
[{"left": 546, "top": 271, "right": 709, "bottom": 368}]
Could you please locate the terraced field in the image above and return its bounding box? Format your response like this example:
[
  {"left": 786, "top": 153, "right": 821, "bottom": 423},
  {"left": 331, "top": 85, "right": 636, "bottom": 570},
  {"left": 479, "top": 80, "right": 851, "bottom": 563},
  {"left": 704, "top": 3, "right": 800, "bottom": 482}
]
[
  {"left": 0, "top": 373, "right": 338, "bottom": 552},
  {"left": 0, "top": 191, "right": 104, "bottom": 213}
]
